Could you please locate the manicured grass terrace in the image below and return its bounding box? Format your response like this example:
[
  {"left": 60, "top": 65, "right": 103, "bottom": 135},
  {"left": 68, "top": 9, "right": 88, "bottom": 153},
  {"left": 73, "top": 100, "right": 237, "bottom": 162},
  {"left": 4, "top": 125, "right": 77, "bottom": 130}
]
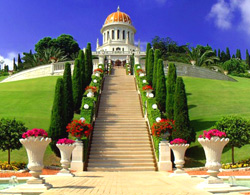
[{"left": 0, "top": 75, "right": 250, "bottom": 167}]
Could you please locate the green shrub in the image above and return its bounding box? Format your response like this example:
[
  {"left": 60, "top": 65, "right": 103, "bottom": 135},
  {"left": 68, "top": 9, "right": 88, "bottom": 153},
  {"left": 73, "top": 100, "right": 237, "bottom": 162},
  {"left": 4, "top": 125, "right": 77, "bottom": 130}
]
[
  {"left": 214, "top": 115, "right": 250, "bottom": 164},
  {"left": 80, "top": 97, "right": 95, "bottom": 124},
  {"left": 223, "top": 59, "right": 247, "bottom": 74}
]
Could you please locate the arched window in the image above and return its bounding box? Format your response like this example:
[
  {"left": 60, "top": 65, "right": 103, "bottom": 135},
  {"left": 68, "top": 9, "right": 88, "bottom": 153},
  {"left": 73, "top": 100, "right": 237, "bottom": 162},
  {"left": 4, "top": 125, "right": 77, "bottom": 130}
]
[
  {"left": 123, "top": 30, "right": 125, "bottom": 39},
  {"left": 128, "top": 31, "right": 130, "bottom": 40},
  {"left": 122, "top": 48, "right": 124, "bottom": 51},
  {"left": 112, "top": 30, "right": 114, "bottom": 39},
  {"left": 107, "top": 31, "right": 109, "bottom": 40},
  {"left": 104, "top": 33, "right": 106, "bottom": 42},
  {"left": 117, "top": 30, "right": 120, "bottom": 39},
  {"left": 116, "top": 47, "right": 121, "bottom": 51}
]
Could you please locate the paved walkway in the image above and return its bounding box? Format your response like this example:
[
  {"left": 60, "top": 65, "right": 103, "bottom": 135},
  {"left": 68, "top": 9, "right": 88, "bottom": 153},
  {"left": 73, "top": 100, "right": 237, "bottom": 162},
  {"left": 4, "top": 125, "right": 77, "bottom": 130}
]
[{"left": 41, "top": 172, "right": 211, "bottom": 195}]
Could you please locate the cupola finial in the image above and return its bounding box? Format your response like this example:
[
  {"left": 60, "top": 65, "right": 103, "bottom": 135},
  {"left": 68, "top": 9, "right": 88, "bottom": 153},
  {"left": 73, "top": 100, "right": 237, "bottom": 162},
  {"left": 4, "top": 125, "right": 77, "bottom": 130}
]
[{"left": 117, "top": 6, "right": 120, "bottom": 12}]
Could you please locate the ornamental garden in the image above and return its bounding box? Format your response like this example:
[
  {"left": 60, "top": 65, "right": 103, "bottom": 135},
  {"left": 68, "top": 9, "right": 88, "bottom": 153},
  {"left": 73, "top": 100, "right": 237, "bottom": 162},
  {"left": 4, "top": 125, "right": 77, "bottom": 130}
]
[{"left": 1, "top": 33, "right": 250, "bottom": 192}]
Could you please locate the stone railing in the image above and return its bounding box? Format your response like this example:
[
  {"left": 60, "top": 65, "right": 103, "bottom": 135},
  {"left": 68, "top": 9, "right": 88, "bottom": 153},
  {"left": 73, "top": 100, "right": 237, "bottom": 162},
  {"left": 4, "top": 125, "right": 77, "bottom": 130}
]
[
  {"left": 164, "top": 62, "right": 236, "bottom": 82},
  {"left": 1, "top": 61, "right": 74, "bottom": 83}
]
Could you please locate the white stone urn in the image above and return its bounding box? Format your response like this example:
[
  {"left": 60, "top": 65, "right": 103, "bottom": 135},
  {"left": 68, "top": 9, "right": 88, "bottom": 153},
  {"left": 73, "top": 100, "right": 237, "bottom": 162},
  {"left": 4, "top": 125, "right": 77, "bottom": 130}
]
[
  {"left": 169, "top": 144, "right": 189, "bottom": 175},
  {"left": 87, "top": 91, "right": 94, "bottom": 97},
  {"left": 95, "top": 72, "right": 100, "bottom": 77},
  {"left": 56, "top": 144, "right": 76, "bottom": 176},
  {"left": 19, "top": 136, "right": 52, "bottom": 189},
  {"left": 198, "top": 137, "right": 229, "bottom": 184}
]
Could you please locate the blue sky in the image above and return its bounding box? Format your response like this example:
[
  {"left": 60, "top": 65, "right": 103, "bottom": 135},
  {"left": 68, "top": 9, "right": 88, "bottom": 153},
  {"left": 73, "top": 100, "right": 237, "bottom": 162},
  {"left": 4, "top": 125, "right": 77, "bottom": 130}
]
[{"left": 1, "top": 0, "right": 250, "bottom": 68}]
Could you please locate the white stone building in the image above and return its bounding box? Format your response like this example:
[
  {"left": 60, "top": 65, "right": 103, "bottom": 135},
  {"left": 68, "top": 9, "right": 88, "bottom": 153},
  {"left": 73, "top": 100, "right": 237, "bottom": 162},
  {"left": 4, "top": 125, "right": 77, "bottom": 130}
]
[{"left": 92, "top": 6, "right": 145, "bottom": 67}]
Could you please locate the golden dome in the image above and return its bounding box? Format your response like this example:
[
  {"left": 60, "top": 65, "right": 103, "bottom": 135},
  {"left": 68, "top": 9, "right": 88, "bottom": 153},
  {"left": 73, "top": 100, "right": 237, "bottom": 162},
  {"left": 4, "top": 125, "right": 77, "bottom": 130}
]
[{"left": 104, "top": 6, "right": 132, "bottom": 25}]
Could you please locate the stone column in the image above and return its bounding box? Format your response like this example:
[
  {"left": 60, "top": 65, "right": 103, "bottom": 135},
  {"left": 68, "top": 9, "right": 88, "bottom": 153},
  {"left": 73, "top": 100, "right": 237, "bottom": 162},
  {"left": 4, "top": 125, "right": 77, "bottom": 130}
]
[
  {"left": 70, "top": 141, "right": 84, "bottom": 172},
  {"left": 158, "top": 141, "right": 172, "bottom": 171},
  {"left": 51, "top": 63, "right": 54, "bottom": 75},
  {"left": 99, "top": 55, "right": 105, "bottom": 65},
  {"left": 134, "top": 53, "right": 140, "bottom": 65},
  {"left": 126, "top": 56, "right": 129, "bottom": 64}
]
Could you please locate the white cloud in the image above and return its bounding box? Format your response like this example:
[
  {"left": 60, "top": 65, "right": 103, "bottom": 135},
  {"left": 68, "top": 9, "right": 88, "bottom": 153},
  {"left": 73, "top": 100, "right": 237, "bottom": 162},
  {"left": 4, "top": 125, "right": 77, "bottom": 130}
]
[
  {"left": 209, "top": 0, "right": 250, "bottom": 34},
  {"left": 0, "top": 52, "right": 18, "bottom": 70},
  {"left": 208, "top": 0, "right": 233, "bottom": 29},
  {"left": 238, "top": 0, "right": 250, "bottom": 34}
]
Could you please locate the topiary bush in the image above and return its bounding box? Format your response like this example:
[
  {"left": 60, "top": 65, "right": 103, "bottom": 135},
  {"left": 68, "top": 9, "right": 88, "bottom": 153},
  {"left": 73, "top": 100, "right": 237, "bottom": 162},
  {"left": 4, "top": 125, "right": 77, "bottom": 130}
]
[
  {"left": 214, "top": 115, "right": 250, "bottom": 164},
  {"left": 80, "top": 97, "right": 95, "bottom": 124}
]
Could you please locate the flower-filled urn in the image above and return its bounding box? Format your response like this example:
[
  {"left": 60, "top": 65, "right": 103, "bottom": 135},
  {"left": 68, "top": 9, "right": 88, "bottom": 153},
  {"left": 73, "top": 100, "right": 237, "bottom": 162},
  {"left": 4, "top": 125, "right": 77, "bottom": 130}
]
[
  {"left": 152, "top": 119, "right": 175, "bottom": 141},
  {"left": 198, "top": 129, "right": 229, "bottom": 184},
  {"left": 20, "top": 129, "right": 52, "bottom": 189},
  {"left": 85, "top": 86, "right": 97, "bottom": 98},
  {"left": 169, "top": 138, "right": 189, "bottom": 175},
  {"left": 56, "top": 138, "right": 76, "bottom": 177}
]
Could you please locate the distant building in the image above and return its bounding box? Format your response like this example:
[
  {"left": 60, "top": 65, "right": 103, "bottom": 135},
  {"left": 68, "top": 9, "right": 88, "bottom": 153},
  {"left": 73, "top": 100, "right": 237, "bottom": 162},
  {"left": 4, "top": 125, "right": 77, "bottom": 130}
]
[{"left": 92, "top": 6, "right": 145, "bottom": 67}]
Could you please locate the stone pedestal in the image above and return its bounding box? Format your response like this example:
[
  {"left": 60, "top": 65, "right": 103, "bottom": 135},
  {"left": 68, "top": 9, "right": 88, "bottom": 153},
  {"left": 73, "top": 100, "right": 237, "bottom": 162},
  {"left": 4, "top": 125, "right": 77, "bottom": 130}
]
[
  {"left": 71, "top": 141, "right": 84, "bottom": 172},
  {"left": 158, "top": 141, "right": 172, "bottom": 171},
  {"left": 134, "top": 54, "right": 140, "bottom": 65}
]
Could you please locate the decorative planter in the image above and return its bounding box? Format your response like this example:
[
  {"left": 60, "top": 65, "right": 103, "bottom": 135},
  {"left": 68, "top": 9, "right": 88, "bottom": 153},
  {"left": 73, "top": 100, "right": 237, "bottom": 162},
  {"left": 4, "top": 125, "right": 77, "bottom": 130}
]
[
  {"left": 169, "top": 144, "right": 189, "bottom": 175},
  {"left": 56, "top": 144, "right": 76, "bottom": 176},
  {"left": 95, "top": 72, "right": 100, "bottom": 77},
  {"left": 198, "top": 137, "right": 229, "bottom": 184},
  {"left": 19, "top": 136, "right": 52, "bottom": 189},
  {"left": 160, "top": 132, "right": 170, "bottom": 141},
  {"left": 87, "top": 91, "right": 94, "bottom": 97}
]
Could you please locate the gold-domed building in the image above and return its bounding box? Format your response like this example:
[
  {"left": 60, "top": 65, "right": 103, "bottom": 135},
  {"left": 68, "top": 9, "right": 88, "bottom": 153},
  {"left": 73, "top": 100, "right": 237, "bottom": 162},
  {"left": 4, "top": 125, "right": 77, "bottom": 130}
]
[{"left": 93, "top": 6, "right": 145, "bottom": 67}]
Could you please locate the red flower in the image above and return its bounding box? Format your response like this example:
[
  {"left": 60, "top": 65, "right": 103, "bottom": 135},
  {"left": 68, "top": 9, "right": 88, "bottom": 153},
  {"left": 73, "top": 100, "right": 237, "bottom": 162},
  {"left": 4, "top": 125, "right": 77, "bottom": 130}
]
[
  {"left": 85, "top": 86, "right": 97, "bottom": 93},
  {"left": 66, "top": 120, "right": 93, "bottom": 138},
  {"left": 142, "top": 85, "right": 153, "bottom": 91},
  {"left": 94, "top": 68, "right": 103, "bottom": 73},
  {"left": 151, "top": 119, "right": 175, "bottom": 137}
]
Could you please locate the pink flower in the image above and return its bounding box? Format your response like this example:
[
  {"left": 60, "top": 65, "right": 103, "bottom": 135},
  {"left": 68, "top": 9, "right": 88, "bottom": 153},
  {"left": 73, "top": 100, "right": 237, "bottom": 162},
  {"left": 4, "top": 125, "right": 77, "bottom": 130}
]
[
  {"left": 57, "top": 138, "right": 75, "bottom": 145},
  {"left": 199, "top": 129, "right": 227, "bottom": 140},
  {"left": 22, "top": 128, "right": 48, "bottom": 138},
  {"left": 170, "top": 138, "right": 187, "bottom": 145}
]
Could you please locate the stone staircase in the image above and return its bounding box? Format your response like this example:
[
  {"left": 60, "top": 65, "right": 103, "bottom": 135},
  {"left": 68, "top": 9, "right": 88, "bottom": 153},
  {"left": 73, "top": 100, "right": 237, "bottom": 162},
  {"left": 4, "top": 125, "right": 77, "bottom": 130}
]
[{"left": 87, "top": 67, "right": 157, "bottom": 171}]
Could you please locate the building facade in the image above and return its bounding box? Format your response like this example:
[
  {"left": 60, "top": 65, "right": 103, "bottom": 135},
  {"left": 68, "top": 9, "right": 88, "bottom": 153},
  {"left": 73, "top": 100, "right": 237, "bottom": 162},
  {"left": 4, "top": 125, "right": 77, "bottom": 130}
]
[{"left": 92, "top": 6, "right": 145, "bottom": 67}]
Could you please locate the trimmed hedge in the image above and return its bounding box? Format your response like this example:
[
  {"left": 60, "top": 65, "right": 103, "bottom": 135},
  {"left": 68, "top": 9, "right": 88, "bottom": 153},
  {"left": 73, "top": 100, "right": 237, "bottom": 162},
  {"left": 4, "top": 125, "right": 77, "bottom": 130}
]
[
  {"left": 80, "top": 97, "right": 95, "bottom": 124},
  {"left": 134, "top": 63, "right": 162, "bottom": 161}
]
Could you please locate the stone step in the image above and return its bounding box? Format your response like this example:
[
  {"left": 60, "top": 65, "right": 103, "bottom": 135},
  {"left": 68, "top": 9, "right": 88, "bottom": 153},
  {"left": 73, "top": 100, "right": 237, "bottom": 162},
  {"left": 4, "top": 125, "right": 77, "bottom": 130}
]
[
  {"left": 93, "top": 132, "right": 148, "bottom": 136},
  {"left": 91, "top": 140, "right": 149, "bottom": 144},
  {"left": 91, "top": 136, "right": 149, "bottom": 140},
  {"left": 93, "top": 127, "right": 148, "bottom": 131},
  {"left": 88, "top": 158, "right": 154, "bottom": 163},
  {"left": 87, "top": 167, "right": 155, "bottom": 171},
  {"left": 90, "top": 147, "right": 152, "bottom": 151},
  {"left": 88, "top": 162, "right": 155, "bottom": 167},
  {"left": 90, "top": 150, "right": 152, "bottom": 155},
  {"left": 94, "top": 124, "right": 147, "bottom": 127},
  {"left": 95, "top": 119, "right": 145, "bottom": 122},
  {"left": 89, "top": 154, "right": 154, "bottom": 159},
  {"left": 91, "top": 142, "right": 151, "bottom": 146}
]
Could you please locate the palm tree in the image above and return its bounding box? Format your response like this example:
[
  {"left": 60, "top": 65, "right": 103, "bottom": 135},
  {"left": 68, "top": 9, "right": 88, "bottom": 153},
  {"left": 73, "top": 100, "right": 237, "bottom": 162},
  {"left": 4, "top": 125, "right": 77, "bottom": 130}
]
[{"left": 185, "top": 47, "right": 219, "bottom": 67}]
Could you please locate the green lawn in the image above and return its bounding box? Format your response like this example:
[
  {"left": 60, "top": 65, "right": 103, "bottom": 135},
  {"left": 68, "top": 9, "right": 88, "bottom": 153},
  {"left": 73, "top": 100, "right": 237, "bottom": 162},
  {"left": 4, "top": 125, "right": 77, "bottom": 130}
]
[
  {"left": 0, "top": 77, "right": 60, "bottom": 165},
  {"left": 0, "top": 75, "right": 250, "bottom": 167},
  {"left": 183, "top": 76, "right": 250, "bottom": 166}
]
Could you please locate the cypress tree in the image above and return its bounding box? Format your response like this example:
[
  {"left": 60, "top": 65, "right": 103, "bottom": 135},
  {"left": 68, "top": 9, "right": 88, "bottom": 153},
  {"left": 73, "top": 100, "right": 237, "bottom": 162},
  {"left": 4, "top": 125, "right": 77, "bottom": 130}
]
[
  {"left": 49, "top": 78, "right": 66, "bottom": 156},
  {"left": 63, "top": 62, "right": 74, "bottom": 125},
  {"left": 156, "top": 59, "right": 166, "bottom": 112},
  {"left": 145, "top": 43, "right": 151, "bottom": 75},
  {"left": 220, "top": 51, "right": 227, "bottom": 62},
  {"left": 4, "top": 65, "right": 9, "bottom": 72},
  {"left": 130, "top": 55, "right": 134, "bottom": 74},
  {"left": 236, "top": 49, "right": 242, "bottom": 60},
  {"left": 78, "top": 50, "right": 85, "bottom": 94},
  {"left": 13, "top": 58, "right": 17, "bottom": 71},
  {"left": 72, "top": 59, "right": 82, "bottom": 112},
  {"left": 152, "top": 49, "right": 161, "bottom": 91},
  {"left": 226, "top": 47, "right": 231, "bottom": 60},
  {"left": 17, "top": 54, "right": 23, "bottom": 70},
  {"left": 85, "top": 43, "right": 93, "bottom": 85},
  {"left": 214, "top": 49, "right": 217, "bottom": 56},
  {"left": 166, "top": 63, "right": 177, "bottom": 119},
  {"left": 246, "top": 49, "right": 250, "bottom": 69},
  {"left": 232, "top": 54, "right": 236, "bottom": 58},
  {"left": 147, "top": 49, "right": 154, "bottom": 85},
  {"left": 172, "top": 77, "right": 195, "bottom": 143},
  {"left": 218, "top": 49, "right": 221, "bottom": 59}
]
